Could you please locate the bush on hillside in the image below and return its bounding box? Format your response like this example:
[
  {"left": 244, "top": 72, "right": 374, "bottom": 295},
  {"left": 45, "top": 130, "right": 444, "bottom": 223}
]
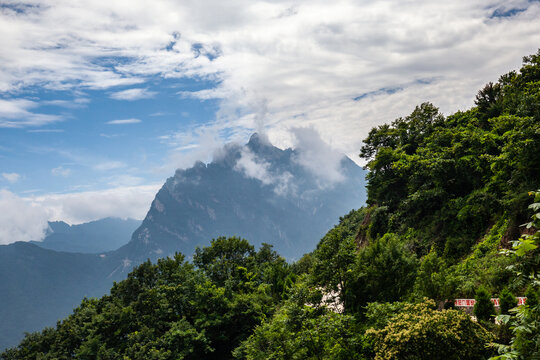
[{"left": 367, "top": 299, "right": 494, "bottom": 360}]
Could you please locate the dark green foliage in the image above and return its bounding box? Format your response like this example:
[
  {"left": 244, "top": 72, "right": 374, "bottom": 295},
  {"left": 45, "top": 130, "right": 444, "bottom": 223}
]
[
  {"left": 234, "top": 281, "right": 369, "bottom": 360},
  {"left": 413, "top": 249, "right": 449, "bottom": 302},
  {"left": 499, "top": 288, "right": 517, "bottom": 315},
  {"left": 492, "top": 190, "right": 540, "bottom": 359},
  {"left": 358, "top": 51, "right": 540, "bottom": 261},
  {"left": 1, "top": 239, "right": 286, "bottom": 360},
  {"left": 344, "top": 233, "right": 418, "bottom": 313},
  {"left": 474, "top": 287, "right": 495, "bottom": 322},
  {"left": 443, "top": 300, "right": 455, "bottom": 310},
  {"left": 475, "top": 82, "right": 502, "bottom": 124},
  {"left": 525, "top": 285, "right": 539, "bottom": 308},
  {"left": 497, "top": 288, "right": 517, "bottom": 345},
  {"left": 311, "top": 208, "right": 366, "bottom": 294},
  {"left": 193, "top": 236, "right": 256, "bottom": 286},
  {"left": 363, "top": 301, "right": 404, "bottom": 330}
]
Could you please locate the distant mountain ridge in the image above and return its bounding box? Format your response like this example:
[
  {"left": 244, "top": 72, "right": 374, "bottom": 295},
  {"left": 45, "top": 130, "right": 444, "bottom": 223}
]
[{"left": 31, "top": 217, "right": 141, "bottom": 254}]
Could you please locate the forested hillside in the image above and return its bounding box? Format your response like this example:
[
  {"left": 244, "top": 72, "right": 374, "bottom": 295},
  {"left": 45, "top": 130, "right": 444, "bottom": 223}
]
[{"left": 3, "top": 51, "right": 539, "bottom": 360}]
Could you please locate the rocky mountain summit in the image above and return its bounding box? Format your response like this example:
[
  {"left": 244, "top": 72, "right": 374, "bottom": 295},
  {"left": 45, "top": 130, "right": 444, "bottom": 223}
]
[{"left": 121, "top": 133, "right": 366, "bottom": 261}]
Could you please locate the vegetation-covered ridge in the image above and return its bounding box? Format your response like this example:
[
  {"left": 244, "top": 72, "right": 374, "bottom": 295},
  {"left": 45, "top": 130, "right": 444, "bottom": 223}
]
[{"left": 3, "top": 50, "right": 540, "bottom": 359}]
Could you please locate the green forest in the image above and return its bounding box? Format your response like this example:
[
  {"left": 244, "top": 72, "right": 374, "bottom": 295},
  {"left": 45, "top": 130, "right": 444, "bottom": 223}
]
[{"left": 2, "top": 50, "right": 540, "bottom": 360}]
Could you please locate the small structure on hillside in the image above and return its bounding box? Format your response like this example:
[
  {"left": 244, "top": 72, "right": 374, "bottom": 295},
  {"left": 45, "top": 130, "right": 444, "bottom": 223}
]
[{"left": 453, "top": 297, "right": 527, "bottom": 314}]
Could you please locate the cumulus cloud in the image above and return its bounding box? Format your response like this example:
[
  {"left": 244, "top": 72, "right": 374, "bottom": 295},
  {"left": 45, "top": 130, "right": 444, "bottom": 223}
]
[
  {"left": 106, "top": 118, "right": 142, "bottom": 125},
  {"left": 2, "top": 172, "right": 20, "bottom": 183},
  {"left": 109, "top": 88, "right": 157, "bottom": 101},
  {"left": 0, "top": 185, "right": 160, "bottom": 244},
  {"left": 0, "top": 189, "right": 50, "bottom": 244},
  {"left": 28, "top": 184, "right": 161, "bottom": 225},
  {"left": 291, "top": 127, "right": 345, "bottom": 186},
  {"left": 160, "top": 126, "right": 226, "bottom": 171},
  {"left": 0, "top": 0, "right": 539, "bottom": 157}
]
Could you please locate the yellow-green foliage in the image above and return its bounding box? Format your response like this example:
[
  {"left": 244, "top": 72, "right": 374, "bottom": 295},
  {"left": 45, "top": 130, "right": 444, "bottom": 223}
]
[{"left": 367, "top": 299, "right": 495, "bottom": 360}]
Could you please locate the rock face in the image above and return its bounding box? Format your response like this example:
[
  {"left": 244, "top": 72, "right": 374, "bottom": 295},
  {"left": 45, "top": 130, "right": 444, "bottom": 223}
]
[{"left": 120, "top": 133, "right": 366, "bottom": 261}]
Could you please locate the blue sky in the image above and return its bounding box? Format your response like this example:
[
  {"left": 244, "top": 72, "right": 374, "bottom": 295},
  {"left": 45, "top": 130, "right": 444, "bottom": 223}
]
[
  {"left": 0, "top": 0, "right": 539, "bottom": 243},
  {"left": 1, "top": 77, "right": 219, "bottom": 194}
]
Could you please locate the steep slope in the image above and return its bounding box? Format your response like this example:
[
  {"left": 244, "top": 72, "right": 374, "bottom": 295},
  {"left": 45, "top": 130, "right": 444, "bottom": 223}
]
[
  {"left": 117, "top": 133, "right": 366, "bottom": 263},
  {"left": 0, "top": 243, "right": 108, "bottom": 350},
  {"left": 31, "top": 218, "right": 141, "bottom": 253}
]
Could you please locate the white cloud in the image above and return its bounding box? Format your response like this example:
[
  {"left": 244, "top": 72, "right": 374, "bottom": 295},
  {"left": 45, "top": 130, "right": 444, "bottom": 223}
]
[
  {"left": 160, "top": 126, "right": 226, "bottom": 171},
  {"left": 234, "top": 147, "right": 296, "bottom": 196},
  {"left": 1, "top": 183, "right": 160, "bottom": 245},
  {"left": 0, "top": 98, "right": 63, "bottom": 128},
  {"left": 2, "top": 172, "right": 21, "bottom": 183},
  {"left": 51, "top": 166, "right": 71, "bottom": 177},
  {"left": 234, "top": 148, "right": 273, "bottom": 185},
  {"left": 106, "top": 118, "right": 142, "bottom": 125},
  {"left": 41, "top": 98, "right": 90, "bottom": 108},
  {"left": 110, "top": 88, "right": 157, "bottom": 101},
  {"left": 0, "top": 0, "right": 539, "bottom": 159},
  {"left": 291, "top": 127, "right": 345, "bottom": 186},
  {"left": 28, "top": 184, "right": 161, "bottom": 225},
  {"left": 0, "top": 189, "right": 49, "bottom": 244}
]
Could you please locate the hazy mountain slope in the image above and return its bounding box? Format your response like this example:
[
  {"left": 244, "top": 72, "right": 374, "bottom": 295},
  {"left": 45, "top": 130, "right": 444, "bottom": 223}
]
[
  {"left": 0, "top": 243, "right": 109, "bottom": 349},
  {"left": 118, "top": 133, "right": 366, "bottom": 263},
  {"left": 31, "top": 218, "right": 141, "bottom": 253}
]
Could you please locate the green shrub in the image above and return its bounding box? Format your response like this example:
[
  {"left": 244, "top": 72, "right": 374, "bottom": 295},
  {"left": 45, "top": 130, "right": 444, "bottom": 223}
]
[
  {"left": 367, "top": 299, "right": 494, "bottom": 360},
  {"left": 524, "top": 285, "right": 539, "bottom": 308},
  {"left": 474, "top": 287, "right": 495, "bottom": 322},
  {"left": 499, "top": 288, "right": 517, "bottom": 315}
]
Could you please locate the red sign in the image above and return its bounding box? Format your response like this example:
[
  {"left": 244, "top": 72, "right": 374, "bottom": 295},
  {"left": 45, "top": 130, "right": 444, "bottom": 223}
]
[{"left": 454, "top": 297, "right": 527, "bottom": 307}]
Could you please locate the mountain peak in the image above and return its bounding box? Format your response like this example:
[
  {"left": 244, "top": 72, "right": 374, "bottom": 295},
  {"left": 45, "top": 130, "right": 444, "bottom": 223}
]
[
  {"left": 247, "top": 132, "right": 270, "bottom": 147},
  {"left": 246, "top": 133, "right": 281, "bottom": 158}
]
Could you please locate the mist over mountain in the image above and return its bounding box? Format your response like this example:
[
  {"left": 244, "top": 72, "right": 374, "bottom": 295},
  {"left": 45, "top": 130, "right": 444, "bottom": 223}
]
[{"left": 31, "top": 218, "right": 141, "bottom": 254}]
